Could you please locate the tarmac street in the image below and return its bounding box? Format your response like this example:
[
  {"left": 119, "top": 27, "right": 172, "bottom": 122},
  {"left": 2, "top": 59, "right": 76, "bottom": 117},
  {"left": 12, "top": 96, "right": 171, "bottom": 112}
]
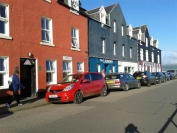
[{"left": 0, "top": 79, "right": 177, "bottom": 133}]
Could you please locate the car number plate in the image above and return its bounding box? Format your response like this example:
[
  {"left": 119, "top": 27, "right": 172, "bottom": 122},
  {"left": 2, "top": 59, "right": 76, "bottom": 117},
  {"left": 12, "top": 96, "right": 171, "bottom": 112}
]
[
  {"left": 49, "top": 95, "right": 57, "bottom": 98},
  {"left": 137, "top": 77, "right": 141, "bottom": 79},
  {"left": 106, "top": 80, "right": 114, "bottom": 84}
]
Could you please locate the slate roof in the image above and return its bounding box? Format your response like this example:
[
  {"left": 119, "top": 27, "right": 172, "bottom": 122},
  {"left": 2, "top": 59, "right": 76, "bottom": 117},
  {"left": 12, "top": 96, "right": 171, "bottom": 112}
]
[
  {"left": 86, "top": 3, "right": 117, "bottom": 14},
  {"left": 133, "top": 25, "right": 147, "bottom": 33},
  {"left": 105, "top": 3, "right": 117, "bottom": 14}
]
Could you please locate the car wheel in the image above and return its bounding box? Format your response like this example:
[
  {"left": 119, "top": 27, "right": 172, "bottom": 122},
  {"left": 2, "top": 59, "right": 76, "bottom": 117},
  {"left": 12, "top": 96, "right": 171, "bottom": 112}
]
[
  {"left": 159, "top": 79, "right": 161, "bottom": 84},
  {"left": 101, "top": 86, "right": 107, "bottom": 97},
  {"left": 137, "top": 82, "right": 141, "bottom": 89},
  {"left": 74, "top": 91, "right": 83, "bottom": 104},
  {"left": 163, "top": 78, "right": 165, "bottom": 83},
  {"left": 124, "top": 84, "right": 129, "bottom": 91},
  {"left": 147, "top": 81, "right": 151, "bottom": 87},
  {"left": 154, "top": 79, "right": 156, "bottom": 85}
]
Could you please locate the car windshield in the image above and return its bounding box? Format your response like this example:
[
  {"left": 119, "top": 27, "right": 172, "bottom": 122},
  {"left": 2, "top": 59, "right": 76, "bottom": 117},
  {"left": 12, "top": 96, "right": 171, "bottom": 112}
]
[
  {"left": 59, "top": 74, "right": 83, "bottom": 84},
  {"left": 105, "top": 74, "right": 123, "bottom": 80}
]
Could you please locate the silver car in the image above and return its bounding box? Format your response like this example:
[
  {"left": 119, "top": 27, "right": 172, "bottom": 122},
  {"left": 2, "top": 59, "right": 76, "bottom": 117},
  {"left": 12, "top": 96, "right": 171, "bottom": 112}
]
[{"left": 105, "top": 73, "right": 141, "bottom": 91}]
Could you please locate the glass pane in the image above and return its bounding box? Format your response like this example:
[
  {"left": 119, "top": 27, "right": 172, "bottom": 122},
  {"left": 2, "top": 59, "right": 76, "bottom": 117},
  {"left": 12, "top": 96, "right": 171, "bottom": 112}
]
[
  {"left": 0, "top": 5, "right": 6, "bottom": 18},
  {"left": 46, "top": 61, "right": 53, "bottom": 71},
  {"left": 42, "top": 30, "right": 45, "bottom": 41},
  {"left": 72, "top": 28, "right": 76, "bottom": 37},
  {"left": 0, "top": 21, "right": 5, "bottom": 34},
  {"left": 46, "top": 31, "right": 50, "bottom": 41},
  {"left": 63, "top": 62, "right": 67, "bottom": 70},
  {"left": 41, "top": 18, "right": 45, "bottom": 29},
  {"left": 72, "top": 38, "right": 76, "bottom": 46},
  {"left": 0, "top": 74, "right": 3, "bottom": 86},
  {"left": 0, "top": 59, "right": 5, "bottom": 71},
  {"left": 46, "top": 73, "right": 52, "bottom": 82},
  {"left": 46, "top": 19, "right": 49, "bottom": 30}
]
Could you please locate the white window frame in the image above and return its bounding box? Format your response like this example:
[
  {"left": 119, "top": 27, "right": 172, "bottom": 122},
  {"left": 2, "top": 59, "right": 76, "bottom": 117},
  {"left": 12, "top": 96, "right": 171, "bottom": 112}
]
[
  {"left": 71, "top": 28, "right": 80, "bottom": 50},
  {"left": 44, "top": 0, "right": 51, "bottom": 3},
  {"left": 113, "top": 21, "right": 116, "bottom": 33},
  {"left": 46, "top": 60, "right": 57, "bottom": 84},
  {"left": 122, "top": 45, "right": 124, "bottom": 57},
  {"left": 122, "top": 25, "right": 124, "bottom": 36},
  {"left": 146, "top": 38, "right": 148, "bottom": 47},
  {"left": 102, "top": 39, "right": 105, "bottom": 53},
  {"left": 146, "top": 50, "right": 149, "bottom": 61},
  {"left": 140, "top": 48, "right": 143, "bottom": 60},
  {"left": 77, "top": 62, "right": 84, "bottom": 72},
  {"left": 158, "top": 55, "right": 160, "bottom": 64},
  {"left": 97, "top": 64, "right": 100, "bottom": 72},
  {"left": 0, "top": 57, "right": 9, "bottom": 89},
  {"left": 152, "top": 52, "right": 154, "bottom": 62},
  {"left": 130, "top": 47, "right": 132, "bottom": 58},
  {"left": 112, "top": 65, "right": 115, "bottom": 73},
  {"left": 114, "top": 43, "right": 116, "bottom": 55},
  {"left": 40, "top": 17, "right": 54, "bottom": 46},
  {"left": 0, "top": 3, "right": 12, "bottom": 40}
]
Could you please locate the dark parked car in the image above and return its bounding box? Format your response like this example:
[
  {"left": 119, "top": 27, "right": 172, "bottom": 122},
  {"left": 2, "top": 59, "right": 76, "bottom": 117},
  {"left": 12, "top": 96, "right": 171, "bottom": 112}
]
[
  {"left": 168, "top": 72, "right": 175, "bottom": 80},
  {"left": 105, "top": 73, "right": 141, "bottom": 91},
  {"left": 167, "top": 70, "right": 177, "bottom": 79},
  {"left": 153, "top": 72, "right": 166, "bottom": 84},
  {"left": 133, "top": 71, "right": 156, "bottom": 87},
  {"left": 162, "top": 72, "right": 170, "bottom": 81}
]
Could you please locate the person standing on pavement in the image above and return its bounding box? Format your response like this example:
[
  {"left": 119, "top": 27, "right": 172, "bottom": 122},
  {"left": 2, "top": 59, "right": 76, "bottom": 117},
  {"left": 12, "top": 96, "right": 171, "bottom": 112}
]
[
  {"left": 101, "top": 69, "right": 106, "bottom": 78},
  {"left": 6, "top": 70, "right": 25, "bottom": 108},
  {"left": 109, "top": 70, "right": 113, "bottom": 74}
]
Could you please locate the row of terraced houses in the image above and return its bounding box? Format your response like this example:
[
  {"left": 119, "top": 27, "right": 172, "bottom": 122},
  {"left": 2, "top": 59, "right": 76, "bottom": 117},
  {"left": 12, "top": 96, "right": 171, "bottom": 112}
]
[{"left": 0, "top": 0, "right": 161, "bottom": 98}]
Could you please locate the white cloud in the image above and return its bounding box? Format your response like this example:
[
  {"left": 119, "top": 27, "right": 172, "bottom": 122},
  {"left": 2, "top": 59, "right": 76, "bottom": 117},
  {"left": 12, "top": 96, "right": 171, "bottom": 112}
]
[{"left": 162, "top": 50, "right": 177, "bottom": 64}]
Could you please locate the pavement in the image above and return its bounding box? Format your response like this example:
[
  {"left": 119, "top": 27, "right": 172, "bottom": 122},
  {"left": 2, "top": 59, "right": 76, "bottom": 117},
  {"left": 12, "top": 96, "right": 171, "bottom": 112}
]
[{"left": 0, "top": 97, "right": 49, "bottom": 115}]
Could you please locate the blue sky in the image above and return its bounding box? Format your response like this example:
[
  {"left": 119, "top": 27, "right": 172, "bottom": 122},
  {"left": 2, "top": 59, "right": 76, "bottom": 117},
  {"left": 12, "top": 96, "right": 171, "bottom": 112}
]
[{"left": 81, "top": 0, "right": 177, "bottom": 65}]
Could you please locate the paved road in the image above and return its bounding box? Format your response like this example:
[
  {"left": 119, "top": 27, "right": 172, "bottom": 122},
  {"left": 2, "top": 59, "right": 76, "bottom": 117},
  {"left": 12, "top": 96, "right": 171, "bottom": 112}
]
[{"left": 0, "top": 79, "right": 177, "bottom": 133}]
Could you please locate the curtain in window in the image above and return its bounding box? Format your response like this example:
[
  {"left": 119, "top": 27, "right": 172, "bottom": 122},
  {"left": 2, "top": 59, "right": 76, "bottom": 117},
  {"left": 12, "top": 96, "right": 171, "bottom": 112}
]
[
  {"left": 63, "top": 62, "right": 70, "bottom": 72},
  {"left": 77, "top": 63, "right": 82, "bottom": 71},
  {"left": 72, "top": 28, "right": 77, "bottom": 47},
  {"left": 46, "top": 61, "right": 54, "bottom": 72}
]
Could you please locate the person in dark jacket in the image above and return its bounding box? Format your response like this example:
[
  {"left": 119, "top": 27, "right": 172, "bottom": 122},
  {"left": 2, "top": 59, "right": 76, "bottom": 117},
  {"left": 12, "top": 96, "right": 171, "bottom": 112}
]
[{"left": 6, "top": 70, "right": 25, "bottom": 108}]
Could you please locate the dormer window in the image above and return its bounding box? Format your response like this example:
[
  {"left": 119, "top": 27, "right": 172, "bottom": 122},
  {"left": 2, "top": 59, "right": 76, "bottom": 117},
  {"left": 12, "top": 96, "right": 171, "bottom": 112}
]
[
  {"left": 99, "top": 6, "right": 107, "bottom": 27},
  {"left": 68, "top": 0, "right": 79, "bottom": 14}
]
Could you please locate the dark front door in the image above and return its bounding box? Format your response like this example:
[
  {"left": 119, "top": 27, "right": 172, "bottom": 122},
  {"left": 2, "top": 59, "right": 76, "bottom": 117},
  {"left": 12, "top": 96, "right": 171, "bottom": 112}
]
[{"left": 20, "top": 58, "right": 36, "bottom": 98}]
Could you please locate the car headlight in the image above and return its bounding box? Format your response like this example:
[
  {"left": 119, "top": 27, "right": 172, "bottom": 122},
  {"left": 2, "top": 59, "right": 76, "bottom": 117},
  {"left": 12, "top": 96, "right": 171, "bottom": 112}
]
[
  {"left": 63, "top": 84, "right": 74, "bottom": 91},
  {"left": 47, "top": 86, "right": 52, "bottom": 92}
]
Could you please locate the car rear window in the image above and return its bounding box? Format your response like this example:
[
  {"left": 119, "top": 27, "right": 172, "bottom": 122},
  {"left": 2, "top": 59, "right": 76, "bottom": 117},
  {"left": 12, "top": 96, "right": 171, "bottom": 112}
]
[
  {"left": 105, "top": 74, "right": 123, "bottom": 80},
  {"left": 136, "top": 72, "right": 144, "bottom": 76}
]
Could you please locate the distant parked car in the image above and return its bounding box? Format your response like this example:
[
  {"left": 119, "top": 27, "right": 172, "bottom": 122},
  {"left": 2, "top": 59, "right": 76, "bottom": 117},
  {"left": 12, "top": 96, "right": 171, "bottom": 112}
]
[
  {"left": 133, "top": 71, "right": 156, "bottom": 87},
  {"left": 105, "top": 73, "right": 141, "bottom": 91},
  {"left": 45, "top": 72, "right": 107, "bottom": 104},
  {"left": 167, "top": 70, "right": 177, "bottom": 79},
  {"left": 162, "top": 72, "right": 170, "bottom": 81},
  {"left": 153, "top": 72, "right": 166, "bottom": 84},
  {"left": 168, "top": 72, "right": 175, "bottom": 80}
]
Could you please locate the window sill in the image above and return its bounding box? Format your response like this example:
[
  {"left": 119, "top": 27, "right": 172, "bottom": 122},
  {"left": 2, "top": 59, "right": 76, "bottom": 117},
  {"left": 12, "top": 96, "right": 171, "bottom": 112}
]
[
  {"left": 44, "top": 0, "right": 51, "bottom": 3},
  {"left": 40, "top": 42, "right": 55, "bottom": 47},
  {"left": 0, "top": 86, "right": 8, "bottom": 89},
  {"left": 0, "top": 35, "right": 12, "bottom": 40},
  {"left": 71, "top": 48, "right": 81, "bottom": 51},
  {"left": 70, "top": 9, "right": 79, "bottom": 15},
  {"left": 46, "top": 82, "right": 56, "bottom": 85}
]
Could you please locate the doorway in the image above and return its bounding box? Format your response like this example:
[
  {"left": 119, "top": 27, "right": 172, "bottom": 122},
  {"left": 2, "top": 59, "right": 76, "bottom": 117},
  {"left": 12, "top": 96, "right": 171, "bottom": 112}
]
[{"left": 20, "top": 58, "right": 36, "bottom": 98}]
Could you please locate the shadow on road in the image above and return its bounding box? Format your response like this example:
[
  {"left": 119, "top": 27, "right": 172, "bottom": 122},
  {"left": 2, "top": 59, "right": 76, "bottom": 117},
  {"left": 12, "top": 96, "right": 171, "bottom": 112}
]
[
  {"left": 125, "top": 123, "right": 140, "bottom": 133},
  {"left": 158, "top": 103, "right": 177, "bottom": 133},
  {"left": 0, "top": 106, "right": 13, "bottom": 119}
]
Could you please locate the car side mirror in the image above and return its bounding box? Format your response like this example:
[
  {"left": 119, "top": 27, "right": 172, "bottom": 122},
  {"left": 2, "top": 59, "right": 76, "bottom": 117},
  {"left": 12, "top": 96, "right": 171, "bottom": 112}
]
[{"left": 82, "top": 79, "right": 89, "bottom": 83}]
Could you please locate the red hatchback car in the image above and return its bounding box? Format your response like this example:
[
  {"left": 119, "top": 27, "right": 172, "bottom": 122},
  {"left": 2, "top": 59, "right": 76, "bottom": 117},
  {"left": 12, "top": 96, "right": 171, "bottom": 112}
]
[{"left": 45, "top": 72, "right": 107, "bottom": 104}]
